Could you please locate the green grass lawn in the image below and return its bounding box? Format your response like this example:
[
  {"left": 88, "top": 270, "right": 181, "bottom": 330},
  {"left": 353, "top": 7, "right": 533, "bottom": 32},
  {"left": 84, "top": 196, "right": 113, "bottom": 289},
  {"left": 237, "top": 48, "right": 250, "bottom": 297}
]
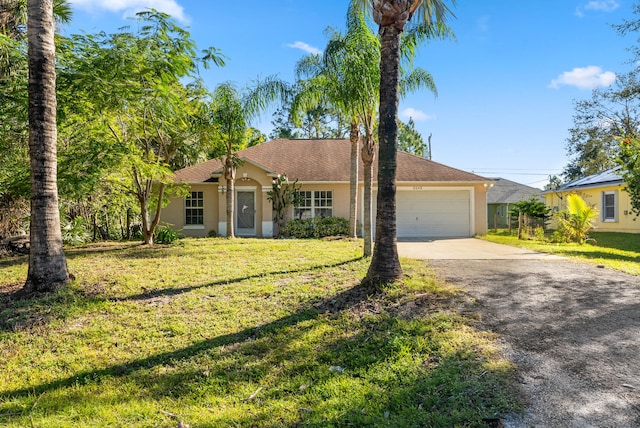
[
  {"left": 0, "top": 238, "right": 517, "bottom": 427},
  {"left": 483, "top": 230, "right": 640, "bottom": 275}
]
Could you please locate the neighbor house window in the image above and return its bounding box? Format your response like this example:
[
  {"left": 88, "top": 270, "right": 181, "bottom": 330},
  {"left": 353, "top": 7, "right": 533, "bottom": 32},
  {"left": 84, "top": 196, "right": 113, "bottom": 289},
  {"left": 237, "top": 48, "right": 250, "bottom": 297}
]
[
  {"left": 601, "top": 190, "right": 617, "bottom": 222},
  {"left": 294, "top": 191, "right": 333, "bottom": 219},
  {"left": 185, "top": 191, "right": 204, "bottom": 225}
]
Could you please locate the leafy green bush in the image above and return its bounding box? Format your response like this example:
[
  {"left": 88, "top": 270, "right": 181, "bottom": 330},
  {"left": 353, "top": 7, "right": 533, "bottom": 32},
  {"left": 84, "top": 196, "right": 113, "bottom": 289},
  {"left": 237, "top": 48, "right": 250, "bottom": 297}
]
[
  {"left": 550, "top": 230, "right": 567, "bottom": 243},
  {"left": 315, "top": 216, "right": 349, "bottom": 237},
  {"left": 283, "top": 217, "right": 349, "bottom": 238},
  {"left": 62, "top": 217, "right": 91, "bottom": 246},
  {"left": 534, "top": 226, "right": 546, "bottom": 241},
  {"left": 154, "top": 225, "right": 180, "bottom": 244},
  {"left": 509, "top": 197, "right": 551, "bottom": 238},
  {"left": 130, "top": 224, "right": 143, "bottom": 240},
  {"left": 283, "top": 219, "right": 316, "bottom": 238}
]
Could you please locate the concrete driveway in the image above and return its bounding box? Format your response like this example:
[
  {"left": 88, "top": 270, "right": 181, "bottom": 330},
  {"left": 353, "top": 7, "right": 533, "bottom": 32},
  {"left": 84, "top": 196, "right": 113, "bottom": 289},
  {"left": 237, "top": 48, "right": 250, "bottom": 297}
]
[{"left": 397, "top": 237, "right": 563, "bottom": 260}]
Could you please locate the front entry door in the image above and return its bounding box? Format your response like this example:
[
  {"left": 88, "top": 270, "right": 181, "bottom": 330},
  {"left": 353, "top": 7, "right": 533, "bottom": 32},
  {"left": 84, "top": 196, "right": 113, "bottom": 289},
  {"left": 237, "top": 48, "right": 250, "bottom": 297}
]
[{"left": 236, "top": 191, "right": 256, "bottom": 236}]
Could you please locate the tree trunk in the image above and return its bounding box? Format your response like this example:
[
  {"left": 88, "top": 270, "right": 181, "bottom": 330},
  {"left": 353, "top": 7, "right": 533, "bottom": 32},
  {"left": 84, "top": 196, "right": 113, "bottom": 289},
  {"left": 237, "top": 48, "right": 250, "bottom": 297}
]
[
  {"left": 348, "top": 120, "right": 359, "bottom": 238},
  {"left": 362, "top": 133, "right": 375, "bottom": 257},
  {"left": 24, "top": 0, "right": 71, "bottom": 292},
  {"left": 148, "top": 182, "right": 166, "bottom": 240},
  {"left": 517, "top": 211, "right": 523, "bottom": 240},
  {"left": 126, "top": 208, "right": 132, "bottom": 240},
  {"left": 140, "top": 193, "right": 153, "bottom": 245},
  {"left": 226, "top": 178, "right": 235, "bottom": 238},
  {"left": 225, "top": 159, "right": 235, "bottom": 238},
  {"left": 365, "top": 23, "right": 403, "bottom": 285}
]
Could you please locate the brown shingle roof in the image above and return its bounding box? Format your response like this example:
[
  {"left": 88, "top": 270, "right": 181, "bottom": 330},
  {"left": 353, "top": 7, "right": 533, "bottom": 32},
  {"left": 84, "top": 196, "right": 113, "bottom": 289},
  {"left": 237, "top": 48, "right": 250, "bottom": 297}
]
[{"left": 174, "top": 138, "right": 488, "bottom": 184}]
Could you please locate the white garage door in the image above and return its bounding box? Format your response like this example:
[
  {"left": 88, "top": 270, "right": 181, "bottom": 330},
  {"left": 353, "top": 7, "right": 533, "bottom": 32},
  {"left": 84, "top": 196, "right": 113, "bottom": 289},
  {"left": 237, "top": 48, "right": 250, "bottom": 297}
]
[{"left": 374, "top": 189, "right": 472, "bottom": 238}]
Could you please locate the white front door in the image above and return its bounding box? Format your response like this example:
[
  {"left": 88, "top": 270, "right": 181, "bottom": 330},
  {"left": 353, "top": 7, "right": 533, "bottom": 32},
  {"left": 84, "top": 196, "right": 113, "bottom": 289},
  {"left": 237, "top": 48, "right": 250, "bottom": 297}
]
[{"left": 236, "top": 191, "right": 256, "bottom": 236}]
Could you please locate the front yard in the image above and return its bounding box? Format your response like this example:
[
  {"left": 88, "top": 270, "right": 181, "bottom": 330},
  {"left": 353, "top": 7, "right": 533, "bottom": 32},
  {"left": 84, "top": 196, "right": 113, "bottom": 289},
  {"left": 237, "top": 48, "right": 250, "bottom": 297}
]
[
  {"left": 0, "top": 238, "right": 517, "bottom": 427},
  {"left": 483, "top": 231, "right": 640, "bottom": 275}
]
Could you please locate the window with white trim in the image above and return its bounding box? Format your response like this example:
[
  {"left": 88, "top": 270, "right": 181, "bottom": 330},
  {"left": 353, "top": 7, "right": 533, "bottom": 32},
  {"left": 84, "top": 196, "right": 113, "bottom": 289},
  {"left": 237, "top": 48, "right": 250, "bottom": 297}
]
[
  {"left": 185, "top": 191, "right": 204, "bottom": 225},
  {"left": 294, "top": 191, "right": 333, "bottom": 219},
  {"left": 601, "top": 190, "right": 617, "bottom": 222}
]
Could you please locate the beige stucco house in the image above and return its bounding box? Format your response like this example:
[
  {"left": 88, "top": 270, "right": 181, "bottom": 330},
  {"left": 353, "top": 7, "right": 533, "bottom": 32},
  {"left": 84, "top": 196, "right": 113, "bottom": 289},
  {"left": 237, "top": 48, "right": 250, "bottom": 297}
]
[
  {"left": 163, "top": 138, "right": 492, "bottom": 239},
  {"left": 544, "top": 167, "right": 640, "bottom": 233}
]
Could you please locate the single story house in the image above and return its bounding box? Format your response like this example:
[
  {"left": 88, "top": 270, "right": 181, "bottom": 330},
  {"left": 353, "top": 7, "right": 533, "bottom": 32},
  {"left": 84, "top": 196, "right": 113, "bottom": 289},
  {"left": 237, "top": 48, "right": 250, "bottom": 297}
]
[
  {"left": 543, "top": 167, "right": 640, "bottom": 233},
  {"left": 487, "top": 178, "right": 543, "bottom": 229},
  {"left": 163, "top": 138, "right": 492, "bottom": 239}
]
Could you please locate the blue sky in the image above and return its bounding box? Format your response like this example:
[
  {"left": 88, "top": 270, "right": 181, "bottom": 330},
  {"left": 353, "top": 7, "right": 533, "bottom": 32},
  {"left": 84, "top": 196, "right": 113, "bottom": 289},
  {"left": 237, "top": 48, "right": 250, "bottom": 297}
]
[{"left": 64, "top": 0, "right": 637, "bottom": 188}]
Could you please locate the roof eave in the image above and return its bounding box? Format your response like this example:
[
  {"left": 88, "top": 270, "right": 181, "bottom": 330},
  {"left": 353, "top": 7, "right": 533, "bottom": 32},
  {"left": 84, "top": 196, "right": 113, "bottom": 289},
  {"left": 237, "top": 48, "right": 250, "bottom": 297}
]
[{"left": 543, "top": 180, "right": 624, "bottom": 194}]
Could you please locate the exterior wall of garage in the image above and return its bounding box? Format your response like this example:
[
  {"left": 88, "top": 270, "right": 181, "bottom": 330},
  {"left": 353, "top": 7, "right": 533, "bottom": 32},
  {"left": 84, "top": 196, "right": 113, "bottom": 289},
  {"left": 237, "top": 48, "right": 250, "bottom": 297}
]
[
  {"left": 370, "top": 183, "right": 488, "bottom": 238},
  {"left": 473, "top": 183, "right": 489, "bottom": 235}
]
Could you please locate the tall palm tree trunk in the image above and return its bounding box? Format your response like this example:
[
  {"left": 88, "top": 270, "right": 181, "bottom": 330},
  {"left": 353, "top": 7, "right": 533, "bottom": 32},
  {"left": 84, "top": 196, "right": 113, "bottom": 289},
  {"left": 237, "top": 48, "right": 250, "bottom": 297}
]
[
  {"left": 348, "top": 120, "right": 359, "bottom": 238},
  {"left": 225, "top": 159, "right": 235, "bottom": 238},
  {"left": 24, "top": 0, "right": 70, "bottom": 292},
  {"left": 226, "top": 178, "right": 235, "bottom": 238},
  {"left": 366, "top": 24, "right": 403, "bottom": 284},
  {"left": 362, "top": 133, "right": 375, "bottom": 257}
]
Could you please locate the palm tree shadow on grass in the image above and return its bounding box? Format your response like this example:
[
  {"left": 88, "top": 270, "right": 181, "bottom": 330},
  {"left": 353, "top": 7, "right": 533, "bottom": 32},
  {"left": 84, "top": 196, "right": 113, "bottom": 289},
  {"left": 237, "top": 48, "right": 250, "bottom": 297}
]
[
  {"left": 0, "top": 281, "right": 379, "bottom": 401},
  {"left": 117, "top": 256, "right": 366, "bottom": 302},
  {"left": 0, "top": 279, "right": 516, "bottom": 427},
  {"left": 0, "top": 257, "right": 365, "bottom": 333}
]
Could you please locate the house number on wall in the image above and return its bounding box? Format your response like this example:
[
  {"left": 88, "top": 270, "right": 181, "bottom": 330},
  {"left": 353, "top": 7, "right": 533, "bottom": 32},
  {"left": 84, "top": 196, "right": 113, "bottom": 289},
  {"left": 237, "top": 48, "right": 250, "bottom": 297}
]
[{"left": 413, "top": 186, "right": 423, "bottom": 190}]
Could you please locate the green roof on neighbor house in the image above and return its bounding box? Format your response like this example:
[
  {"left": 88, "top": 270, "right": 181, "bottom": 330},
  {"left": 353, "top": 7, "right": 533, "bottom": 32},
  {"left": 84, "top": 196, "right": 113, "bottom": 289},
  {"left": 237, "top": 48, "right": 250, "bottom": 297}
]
[
  {"left": 173, "top": 138, "right": 489, "bottom": 184},
  {"left": 487, "top": 178, "right": 543, "bottom": 204}
]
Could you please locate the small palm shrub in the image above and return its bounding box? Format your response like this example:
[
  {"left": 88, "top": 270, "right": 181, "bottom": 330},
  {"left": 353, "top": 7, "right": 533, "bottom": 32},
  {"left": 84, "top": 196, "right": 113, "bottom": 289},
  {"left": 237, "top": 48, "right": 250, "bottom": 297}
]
[{"left": 555, "top": 194, "right": 598, "bottom": 244}]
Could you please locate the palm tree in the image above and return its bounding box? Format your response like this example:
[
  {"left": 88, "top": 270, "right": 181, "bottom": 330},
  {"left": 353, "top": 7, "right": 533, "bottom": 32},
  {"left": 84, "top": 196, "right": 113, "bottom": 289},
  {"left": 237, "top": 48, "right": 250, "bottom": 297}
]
[
  {"left": 556, "top": 194, "right": 598, "bottom": 244},
  {"left": 209, "top": 78, "right": 287, "bottom": 238},
  {"left": 295, "top": 2, "right": 446, "bottom": 257},
  {"left": 1, "top": 0, "right": 70, "bottom": 39},
  {"left": 24, "top": 0, "right": 70, "bottom": 292},
  {"left": 293, "top": 4, "right": 379, "bottom": 246},
  {"left": 356, "top": 0, "right": 456, "bottom": 285}
]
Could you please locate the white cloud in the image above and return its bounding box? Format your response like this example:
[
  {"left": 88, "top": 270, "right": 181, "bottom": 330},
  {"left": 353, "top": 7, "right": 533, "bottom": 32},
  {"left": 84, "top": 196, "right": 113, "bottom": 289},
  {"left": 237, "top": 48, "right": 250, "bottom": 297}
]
[
  {"left": 286, "top": 41, "right": 321, "bottom": 55},
  {"left": 400, "top": 108, "right": 434, "bottom": 121},
  {"left": 69, "top": 0, "right": 189, "bottom": 23},
  {"left": 549, "top": 66, "right": 616, "bottom": 90},
  {"left": 575, "top": 0, "right": 619, "bottom": 17}
]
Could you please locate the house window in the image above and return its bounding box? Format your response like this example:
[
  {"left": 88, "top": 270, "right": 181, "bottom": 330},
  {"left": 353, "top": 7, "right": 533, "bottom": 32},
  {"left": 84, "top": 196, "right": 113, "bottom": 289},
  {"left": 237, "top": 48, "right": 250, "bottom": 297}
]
[
  {"left": 185, "top": 191, "right": 204, "bottom": 225},
  {"left": 601, "top": 191, "right": 617, "bottom": 222},
  {"left": 294, "top": 191, "right": 333, "bottom": 219}
]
